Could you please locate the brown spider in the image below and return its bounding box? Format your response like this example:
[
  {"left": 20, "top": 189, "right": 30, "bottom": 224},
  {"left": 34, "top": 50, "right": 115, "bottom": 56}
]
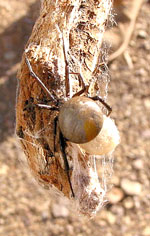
[{"left": 25, "top": 37, "right": 112, "bottom": 198}]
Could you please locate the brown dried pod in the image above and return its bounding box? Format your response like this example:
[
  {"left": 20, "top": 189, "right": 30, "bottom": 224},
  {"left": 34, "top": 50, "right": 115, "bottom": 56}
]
[{"left": 16, "top": 0, "right": 114, "bottom": 217}]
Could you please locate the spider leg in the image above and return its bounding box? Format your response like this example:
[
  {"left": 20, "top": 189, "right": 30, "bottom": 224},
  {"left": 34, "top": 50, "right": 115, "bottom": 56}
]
[
  {"left": 54, "top": 117, "right": 74, "bottom": 198},
  {"left": 59, "top": 132, "right": 75, "bottom": 198},
  {"left": 62, "top": 37, "right": 70, "bottom": 97},
  {"left": 69, "top": 72, "right": 89, "bottom": 97},
  {"left": 72, "top": 84, "right": 89, "bottom": 97},
  {"left": 69, "top": 72, "right": 85, "bottom": 88},
  {"left": 25, "top": 55, "right": 57, "bottom": 102},
  {"left": 36, "top": 104, "right": 59, "bottom": 110},
  {"left": 53, "top": 115, "right": 75, "bottom": 197},
  {"left": 62, "top": 34, "right": 89, "bottom": 98},
  {"left": 53, "top": 116, "right": 58, "bottom": 153},
  {"left": 89, "top": 96, "right": 112, "bottom": 116}
]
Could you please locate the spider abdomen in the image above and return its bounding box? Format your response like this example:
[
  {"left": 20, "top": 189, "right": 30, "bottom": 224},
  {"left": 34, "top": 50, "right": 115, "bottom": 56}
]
[
  {"left": 79, "top": 115, "right": 120, "bottom": 155},
  {"left": 58, "top": 96, "right": 103, "bottom": 144}
]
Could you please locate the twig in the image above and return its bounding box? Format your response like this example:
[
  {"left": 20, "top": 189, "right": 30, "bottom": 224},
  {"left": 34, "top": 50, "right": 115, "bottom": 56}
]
[{"left": 109, "top": 0, "right": 144, "bottom": 62}]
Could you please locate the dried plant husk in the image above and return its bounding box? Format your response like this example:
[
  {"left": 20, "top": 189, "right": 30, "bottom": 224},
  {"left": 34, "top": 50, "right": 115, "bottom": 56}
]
[{"left": 16, "top": 0, "right": 113, "bottom": 217}]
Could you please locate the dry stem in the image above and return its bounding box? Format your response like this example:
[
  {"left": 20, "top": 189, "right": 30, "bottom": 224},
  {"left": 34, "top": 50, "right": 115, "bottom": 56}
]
[{"left": 109, "top": 0, "right": 144, "bottom": 62}]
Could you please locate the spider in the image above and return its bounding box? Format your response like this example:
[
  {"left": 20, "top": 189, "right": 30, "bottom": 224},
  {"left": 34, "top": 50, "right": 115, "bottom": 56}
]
[{"left": 25, "top": 37, "right": 112, "bottom": 198}]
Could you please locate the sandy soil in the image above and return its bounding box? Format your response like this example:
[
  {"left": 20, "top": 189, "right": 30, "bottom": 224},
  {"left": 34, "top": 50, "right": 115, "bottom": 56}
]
[{"left": 0, "top": 0, "right": 150, "bottom": 236}]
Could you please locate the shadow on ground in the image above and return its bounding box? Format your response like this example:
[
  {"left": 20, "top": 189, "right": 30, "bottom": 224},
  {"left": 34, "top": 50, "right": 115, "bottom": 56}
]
[{"left": 0, "top": 0, "right": 40, "bottom": 142}]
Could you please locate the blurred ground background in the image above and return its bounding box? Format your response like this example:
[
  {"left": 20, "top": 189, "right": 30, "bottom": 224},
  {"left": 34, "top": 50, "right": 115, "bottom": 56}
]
[{"left": 0, "top": 0, "right": 150, "bottom": 235}]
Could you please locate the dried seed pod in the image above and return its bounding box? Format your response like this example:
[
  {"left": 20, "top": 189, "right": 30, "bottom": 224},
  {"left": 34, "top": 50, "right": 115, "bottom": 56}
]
[
  {"left": 58, "top": 96, "right": 104, "bottom": 144},
  {"left": 16, "top": 0, "right": 114, "bottom": 217},
  {"left": 79, "top": 115, "right": 120, "bottom": 155}
]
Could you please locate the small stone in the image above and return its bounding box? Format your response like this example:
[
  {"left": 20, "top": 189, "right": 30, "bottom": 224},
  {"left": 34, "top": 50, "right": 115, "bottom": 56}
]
[
  {"left": 0, "top": 164, "right": 9, "bottom": 175},
  {"left": 97, "top": 220, "right": 107, "bottom": 227},
  {"left": 41, "top": 210, "right": 49, "bottom": 221},
  {"left": 143, "top": 41, "right": 150, "bottom": 50},
  {"left": 144, "top": 99, "right": 150, "bottom": 109},
  {"left": 142, "top": 226, "right": 150, "bottom": 236},
  {"left": 123, "top": 216, "right": 131, "bottom": 225},
  {"left": 123, "top": 197, "right": 134, "bottom": 209},
  {"left": 111, "top": 176, "right": 120, "bottom": 186},
  {"left": 132, "top": 159, "right": 144, "bottom": 170},
  {"left": 66, "top": 225, "right": 74, "bottom": 235},
  {"left": 121, "top": 179, "right": 142, "bottom": 196},
  {"left": 111, "top": 205, "right": 125, "bottom": 216},
  {"left": 108, "top": 187, "right": 124, "bottom": 204},
  {"left": 137, "top": 30, "right": 147, "bottom": 39},
  {"left": 52, "top": 203, "right": 69, "bottom": 218},
  {"left": 135, "top": 68, "right": 147, "bottom": 77},
  {"left": 142, "top": 129, "right": 150, "bottom": 139},
  {"left": 106, "top": 212, "right": 116, "bottom": 225},
  {"left": 0, "top": 218, "right": 5, "bottom": 225}
]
